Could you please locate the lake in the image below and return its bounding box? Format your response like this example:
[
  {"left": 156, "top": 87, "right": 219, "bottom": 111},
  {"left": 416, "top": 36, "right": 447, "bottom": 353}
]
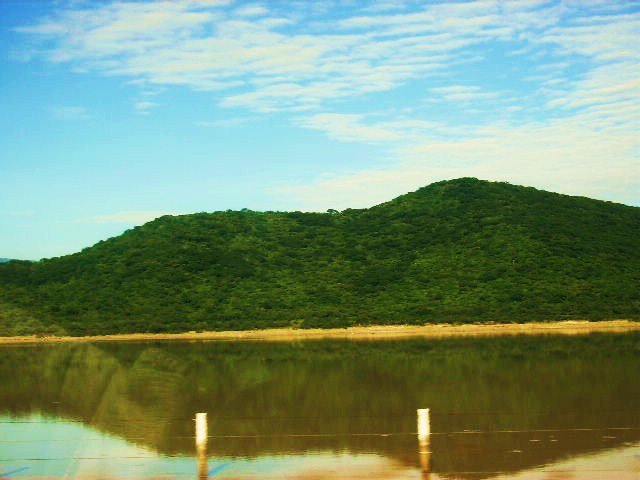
[{"left": 1, "top": 333, "right": 639, "bottom": 479}]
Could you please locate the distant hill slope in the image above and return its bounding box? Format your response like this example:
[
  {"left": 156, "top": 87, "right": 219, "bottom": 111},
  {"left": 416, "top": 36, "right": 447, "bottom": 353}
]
[
  {"left": 0, "top": 258, "right": 10, "bottom": 263},
  {"left": 0, "top": 178, "right": 638, "bottom": 335}
]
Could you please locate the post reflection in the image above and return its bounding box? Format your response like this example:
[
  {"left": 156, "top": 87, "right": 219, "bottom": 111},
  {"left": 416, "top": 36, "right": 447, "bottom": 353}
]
[
  {"left": 419, "top": 436, "right": 431, "bottom": 479},
  {"left": 417, "top": 408, "right": 431, "bottom": 479}
]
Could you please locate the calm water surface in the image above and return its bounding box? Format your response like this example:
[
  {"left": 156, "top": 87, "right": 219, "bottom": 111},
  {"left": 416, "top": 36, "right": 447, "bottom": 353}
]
[{"left": 0, "top": 333, "right": 639, "bottom": 479}]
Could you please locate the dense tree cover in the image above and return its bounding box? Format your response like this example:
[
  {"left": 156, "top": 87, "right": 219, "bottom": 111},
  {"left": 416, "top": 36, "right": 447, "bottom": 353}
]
[{"left": 0, "top": 178, "right": 638, "bottom": 335}]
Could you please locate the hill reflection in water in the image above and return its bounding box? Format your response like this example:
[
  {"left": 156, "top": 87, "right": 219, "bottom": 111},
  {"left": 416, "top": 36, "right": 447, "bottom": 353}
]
[{"left": 0, "top": 333, "right": 639, "bottom": 479}]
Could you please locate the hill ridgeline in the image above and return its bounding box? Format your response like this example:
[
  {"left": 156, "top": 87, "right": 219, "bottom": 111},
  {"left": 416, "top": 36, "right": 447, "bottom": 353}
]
[{"left": 1, "top": 178, "right": 638, "bottom": 336}]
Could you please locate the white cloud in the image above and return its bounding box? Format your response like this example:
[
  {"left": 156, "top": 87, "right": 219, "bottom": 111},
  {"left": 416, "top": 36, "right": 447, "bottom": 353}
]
[
  {"left": 81, "top": 210, "right": 181, "bottom": 224},
  {"left": 298, "top": 113, "right": 445, "bottom": 144},
  {"left": 15, "top": 0, "right": 567, "bottom": 112},
  {"left": 233, "top": 4, "right": 268, "bottom": 18},
  {"left": 299, "top": 113, "right": 405, "bottom": 143},
  {"left": 279, "top": 109, "right": 639, "bottom": 210},
  {"left": 362, "top": 1, "right": 412, "bottom": 13},
  {"left": 276, "top": 3, "right": 639, "bottom": 209},
  {"left": 16, "top": 1, "right": 640, "bottom": 209},
  {"left": 186, "top": 0, "right": 234, "bottom": 6},
  {"left": 195, "top": 116, "right": 255, "bottom": 127},
  {"left": 49, "top": 105, "right": 89, "bottom": 120},
  {"left": 286, "top": 74, "right": 638, "bottom": 207},
  {"left": 134, "top": 100, "right": 159, "bottom": 114},
  {"left": 283, "top": 43, "right": 639, "bottom": 208},
  {"left": 429, "top": 85, "right": 499, "bottom": 102}
]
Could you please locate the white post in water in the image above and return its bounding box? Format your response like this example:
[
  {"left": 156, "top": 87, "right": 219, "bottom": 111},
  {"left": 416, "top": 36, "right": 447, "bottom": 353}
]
[
  {"left": 417, "top": 408, "right": 430, "bottom": 440},
  {"left": 417, "top": 408, "right": 431, "bottom": 477},
  {"left": 195, "top": 412, "right": 208, "bottom": 479}
]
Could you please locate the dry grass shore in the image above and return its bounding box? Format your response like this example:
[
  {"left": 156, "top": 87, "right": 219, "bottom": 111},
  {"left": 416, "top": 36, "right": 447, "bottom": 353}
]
[{"left": 0, "top": 320, "right": 638, "bottom": 345}]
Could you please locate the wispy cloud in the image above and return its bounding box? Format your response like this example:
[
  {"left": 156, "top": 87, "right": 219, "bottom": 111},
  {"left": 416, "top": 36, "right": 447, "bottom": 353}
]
[
  {"left": 195, "top": 116, "right": 256, "bottom": 127},
  {"left": 277, "top": 2, "right": 640, "bottom": 208},
  {"left": 134, "top": 100, "right": 159, "bottom": 115},
  {"left": 299, "top": 114, "right": 405, "bottom": 143},
  {"left": 298, "top": 113, "right": 448, "bottom": 144},
  {"left": 50, "top": 105, "right": 89, "bottom": 120},
  {"left": 280, "top": 104, "right": 639, "bottom": 210},
  {"left": 15, "top": 1, "right": 640, "bottom": 208},
  {"left": 279, "top": 145, "right": 637, "bottom": 212},
  {"left": 280, "top": 3, "right": 640, "bottom": 208},
  {"left": 362, "top": 1, "right": 413, "bottom": 13},
  {"left": 15, "top": 0, "right": 563, "bottom": 112},
  {"left": 233, "top": 4, "right": 268, "bottom": 18},
  {"left": 429, "top": 85, "right": 499, "bottom": 102}
]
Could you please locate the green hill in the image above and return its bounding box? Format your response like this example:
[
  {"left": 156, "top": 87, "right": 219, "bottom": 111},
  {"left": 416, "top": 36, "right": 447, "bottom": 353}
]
[{"left": 1, "top": 178, "right": 638, "bottom": 336}]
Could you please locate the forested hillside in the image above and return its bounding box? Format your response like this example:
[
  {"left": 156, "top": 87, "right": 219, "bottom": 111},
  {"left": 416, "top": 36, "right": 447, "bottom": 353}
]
[{"left": 0, "top": 178, "right": 638, "bottom": 335}]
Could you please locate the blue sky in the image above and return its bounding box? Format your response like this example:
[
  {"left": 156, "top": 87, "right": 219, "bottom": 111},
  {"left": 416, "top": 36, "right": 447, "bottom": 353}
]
[{"left": 1, "top": 0, "right": 638, "bottom": 259}]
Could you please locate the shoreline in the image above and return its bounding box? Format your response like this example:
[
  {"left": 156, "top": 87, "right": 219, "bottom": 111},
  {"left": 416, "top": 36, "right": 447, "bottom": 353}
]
[{"left": 0, "top": 320, "right": 638, "bottom": 345}]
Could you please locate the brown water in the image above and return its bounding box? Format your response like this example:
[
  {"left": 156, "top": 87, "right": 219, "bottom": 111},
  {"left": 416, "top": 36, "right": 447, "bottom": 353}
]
[{"left": 0, "top": 333, "right": 639, "bottom": 479}]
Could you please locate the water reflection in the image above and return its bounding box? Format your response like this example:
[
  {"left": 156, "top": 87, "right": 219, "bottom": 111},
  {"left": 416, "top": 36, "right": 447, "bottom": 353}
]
[
  {"left": 1, "top": 415, "right": 638, "bottom": 479},
  {"left": 0, "top": 333, "right": 639, "bottom": 478}
]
